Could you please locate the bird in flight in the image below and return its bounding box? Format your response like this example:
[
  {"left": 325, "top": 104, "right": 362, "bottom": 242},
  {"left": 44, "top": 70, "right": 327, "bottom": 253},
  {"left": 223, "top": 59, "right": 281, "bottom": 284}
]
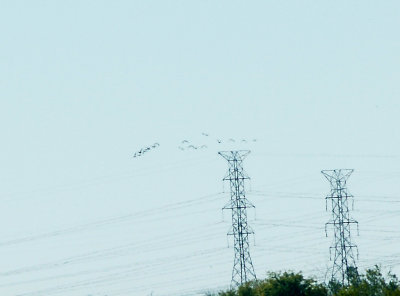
[{"left": 133, "top": 142, "right": 160, "bottom": 158}]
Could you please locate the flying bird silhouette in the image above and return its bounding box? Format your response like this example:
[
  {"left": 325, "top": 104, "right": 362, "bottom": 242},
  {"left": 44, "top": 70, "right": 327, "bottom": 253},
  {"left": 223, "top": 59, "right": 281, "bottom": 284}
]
[{"left": 133, "top": 142, "right": 160, "bottom": 158}]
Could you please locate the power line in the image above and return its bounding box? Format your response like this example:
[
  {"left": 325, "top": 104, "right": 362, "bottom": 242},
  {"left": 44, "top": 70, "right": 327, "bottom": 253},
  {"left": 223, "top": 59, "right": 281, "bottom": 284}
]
[{"left": 0, "top": 192, "right": 223, "bottom": 247}]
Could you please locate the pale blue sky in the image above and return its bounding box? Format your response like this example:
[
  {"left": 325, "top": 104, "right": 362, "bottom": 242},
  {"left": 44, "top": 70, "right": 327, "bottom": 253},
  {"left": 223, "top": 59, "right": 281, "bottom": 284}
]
[{"left": 1, "top": 1, "right": 400, "bottom": 295}]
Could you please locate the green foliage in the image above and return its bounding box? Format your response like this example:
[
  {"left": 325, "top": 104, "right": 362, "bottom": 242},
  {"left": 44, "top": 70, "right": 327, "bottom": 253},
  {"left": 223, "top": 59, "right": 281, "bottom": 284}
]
[
  {"left": 335, "top": 266, "right": 400, "bottom": 296},
  {"left": 256, "top": 271, "right": 328, "bottom": 296},
  {"left": 211, "top": 266, "right": 400, "bottom": 296},
  {"left": 217, "top": 290, "right": 236, "bottom": 296},
  {"left": 213, "top": 271, "right": 327, "bottom": 296}
]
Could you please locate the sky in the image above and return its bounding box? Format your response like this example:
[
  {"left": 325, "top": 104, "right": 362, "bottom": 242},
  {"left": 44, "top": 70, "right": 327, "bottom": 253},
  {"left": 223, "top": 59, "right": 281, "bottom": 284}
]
[{"left": 0, "top": 1, "right": 400, "bottom": 295}]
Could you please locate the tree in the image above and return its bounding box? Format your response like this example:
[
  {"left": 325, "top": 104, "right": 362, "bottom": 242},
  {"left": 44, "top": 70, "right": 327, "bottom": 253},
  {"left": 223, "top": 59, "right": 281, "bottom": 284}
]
[
  {"left": 215, "top": 271, "right": 327, "bottom": 296},
  {"left": 212, "top": 266, "right": 400, "bottom": 296},
  {"left": 335, "top": 266, "right": 400, "bottom": 296}
]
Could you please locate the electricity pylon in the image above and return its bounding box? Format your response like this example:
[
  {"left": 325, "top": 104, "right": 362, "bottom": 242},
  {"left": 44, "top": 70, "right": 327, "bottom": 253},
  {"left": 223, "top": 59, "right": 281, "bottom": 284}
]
[
  {"left": 322, "top": 169, "right": 359, "bottom": 285},
  {"left": 220, "top": 150, "right": 256, "bottom": 287}
]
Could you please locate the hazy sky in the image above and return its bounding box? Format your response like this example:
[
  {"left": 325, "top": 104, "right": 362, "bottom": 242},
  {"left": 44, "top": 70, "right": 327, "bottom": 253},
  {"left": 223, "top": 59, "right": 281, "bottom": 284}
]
[{"left": 1, "top": 1, "right": 400, "bottom": 295}]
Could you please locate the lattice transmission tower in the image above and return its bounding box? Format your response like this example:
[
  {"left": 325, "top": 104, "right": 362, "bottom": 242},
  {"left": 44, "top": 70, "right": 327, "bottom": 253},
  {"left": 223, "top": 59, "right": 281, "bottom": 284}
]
[
  {"left": 322, "top": 169, "right": 359, "bottom": 285},
  {"left": 220, "top": 150, "right": 256, "bottom": 287}
]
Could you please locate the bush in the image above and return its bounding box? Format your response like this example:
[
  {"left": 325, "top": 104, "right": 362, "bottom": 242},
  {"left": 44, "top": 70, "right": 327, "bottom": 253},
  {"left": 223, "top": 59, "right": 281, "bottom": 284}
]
[{"left": 211, "top": 266, "right": 400, "bottom": 296}]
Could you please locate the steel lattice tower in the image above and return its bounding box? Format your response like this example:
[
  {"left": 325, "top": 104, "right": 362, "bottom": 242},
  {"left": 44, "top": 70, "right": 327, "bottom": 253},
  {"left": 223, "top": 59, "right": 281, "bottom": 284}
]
[
  {"left": 322, "top": 169, "right": 359, "bottom": 285},
  {"left": 220, "top": 150, "right": 256, "bottom": 287}
]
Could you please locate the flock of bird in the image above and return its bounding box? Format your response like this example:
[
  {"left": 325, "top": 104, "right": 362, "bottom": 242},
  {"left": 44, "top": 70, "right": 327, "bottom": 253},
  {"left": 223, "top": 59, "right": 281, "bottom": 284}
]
[
  {"left": 132, "top": 134, "right": 258, "bottom": 157},
  {"left": 133, "top": 143, "right": 160, "bottom": 158},
  {"left": 178, "top": 140, "right": 208, "bottom": 151},
  {"left": 177, "top": 133, "right": 257, "bottom": 151}
]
